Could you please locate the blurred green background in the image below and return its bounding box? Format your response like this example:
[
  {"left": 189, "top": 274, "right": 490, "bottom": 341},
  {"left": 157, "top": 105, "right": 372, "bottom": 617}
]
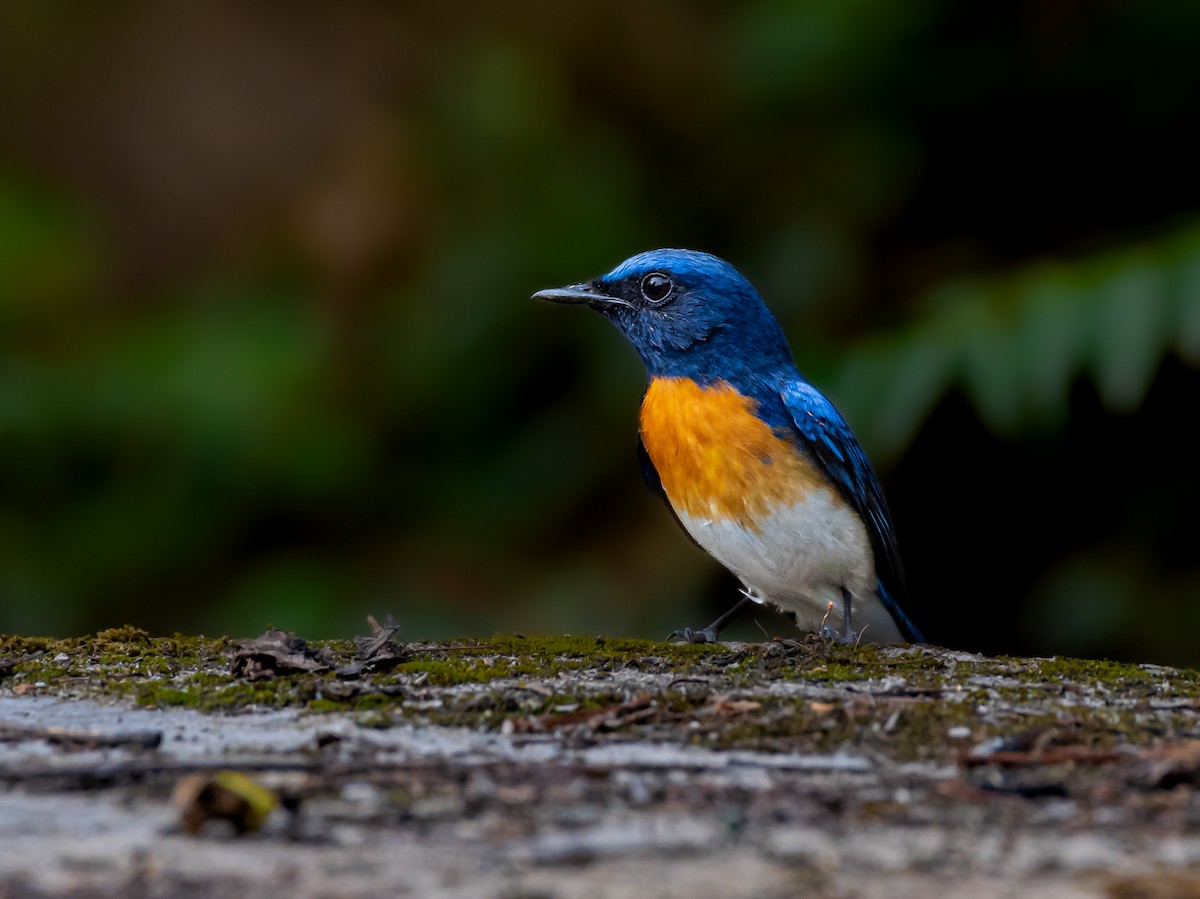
[{"left": 3, "top": 1, "right": 1200, "bottom": 664}]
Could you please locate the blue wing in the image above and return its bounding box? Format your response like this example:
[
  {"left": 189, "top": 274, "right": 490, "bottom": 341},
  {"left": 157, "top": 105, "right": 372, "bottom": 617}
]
[
  {"left": 776, "top": 375, "right": 924, "bottom": 642},
  {"left": 637, "top": 435, "right": 667, "bottom": 504}
]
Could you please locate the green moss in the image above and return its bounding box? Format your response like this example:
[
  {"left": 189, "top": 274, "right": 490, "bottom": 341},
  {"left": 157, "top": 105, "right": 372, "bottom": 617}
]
[
  {"left": 94, "top": 625, "right": 151, "bottom": 647},
  {"left": 356, "top": 710, "right": 395, "bottom": 729},
  {"left": 794, "top": 662, "right": 874, "bottom": 682},
  {"left": 353, "top": 692, "right": 393, "bottom": 710},
  {"left": 139, "top": 687, "right": 200, "bottom": 708},
  {"left": 394, "top": 659, "right": 509, "bottom": 685},
  {"left": 11, "top": 665, "right": 71, "bottom": 682},
  {"left": 0, "top": 635, "right": 59, "bottom": 656},
  {"left": 5, "top": 626, "right": 1200, "bottom": 766},
  {"left": 1031, "top": 656, "right": 1155, "bottom": 685},
  {"left": 306, "top": 699, "right": 346, "bottom": 713}
]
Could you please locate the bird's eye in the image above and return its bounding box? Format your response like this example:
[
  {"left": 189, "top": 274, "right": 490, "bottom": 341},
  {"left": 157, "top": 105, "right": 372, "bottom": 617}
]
[{"left": 640, "top": 272, "right": 673, "bottom": 305}]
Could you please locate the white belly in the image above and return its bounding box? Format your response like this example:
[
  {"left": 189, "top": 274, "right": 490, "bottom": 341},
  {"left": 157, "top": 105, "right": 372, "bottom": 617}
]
[{"left": 675, "top": 488, "right": 903, "bottom": 643}]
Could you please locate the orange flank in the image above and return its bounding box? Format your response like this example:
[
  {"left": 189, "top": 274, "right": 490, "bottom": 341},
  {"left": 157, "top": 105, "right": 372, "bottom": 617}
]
[{"left": 639, "top": 377, "right": 828, "bottom": 531}]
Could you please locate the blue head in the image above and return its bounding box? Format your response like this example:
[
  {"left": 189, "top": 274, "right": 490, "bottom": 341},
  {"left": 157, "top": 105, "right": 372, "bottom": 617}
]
[{"left": 534, "top": 249, "right": 794, "bottom": 383}]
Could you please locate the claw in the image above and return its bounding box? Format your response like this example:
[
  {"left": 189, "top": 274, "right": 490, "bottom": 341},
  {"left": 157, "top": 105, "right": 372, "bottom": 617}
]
[
  {"left": 666, "top": 593, "right": 757, "bottom": 645},
  {"left": 823, "top": 587, "right": 863, "bottom": 645},
  {"left": 819, "top": 625, "right": 862, "bottom": 646},
  {"left": 667, "top": 626, "right": 721, "bottom": 644}
]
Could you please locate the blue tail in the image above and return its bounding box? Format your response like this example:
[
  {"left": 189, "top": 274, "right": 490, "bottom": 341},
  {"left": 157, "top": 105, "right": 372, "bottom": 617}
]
[{"left": 877, "top": 581, "right": 924, "bottom": 643}]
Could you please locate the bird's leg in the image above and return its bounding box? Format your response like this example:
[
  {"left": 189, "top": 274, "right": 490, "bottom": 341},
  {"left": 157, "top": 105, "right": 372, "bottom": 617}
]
[
  {"left": 819, "top": 587, "right": 861, "bottom": 645},
  {"left": 668, "top": 593, "right": 756, "bottom": 644}
]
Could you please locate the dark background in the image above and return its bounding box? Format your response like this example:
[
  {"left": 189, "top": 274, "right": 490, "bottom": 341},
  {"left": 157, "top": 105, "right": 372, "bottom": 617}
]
[{"left": 2, "top": 1, "right": 1199, "bottom": 664}]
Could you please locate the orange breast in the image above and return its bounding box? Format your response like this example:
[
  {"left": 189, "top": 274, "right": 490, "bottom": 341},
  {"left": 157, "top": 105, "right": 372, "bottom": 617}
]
[{"left": 639, "top": 377, "right": 825, "bottom": 531}]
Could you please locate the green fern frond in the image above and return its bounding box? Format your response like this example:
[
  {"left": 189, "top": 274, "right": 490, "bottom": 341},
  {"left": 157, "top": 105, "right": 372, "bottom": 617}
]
[{"left": 833, "top": 224, "right": 1200, "bottom": 460}]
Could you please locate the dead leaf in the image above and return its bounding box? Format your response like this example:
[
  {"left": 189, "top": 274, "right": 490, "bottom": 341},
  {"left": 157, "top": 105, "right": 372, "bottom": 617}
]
[
  {"left": 173, "top": 771, "right": 279, "bottom": 836},
  {"left": 337, "top": 613, "right": 407, "bottom": 677},
  {"left": 230, "top": 630, "right": 334, "bottom": 681}
]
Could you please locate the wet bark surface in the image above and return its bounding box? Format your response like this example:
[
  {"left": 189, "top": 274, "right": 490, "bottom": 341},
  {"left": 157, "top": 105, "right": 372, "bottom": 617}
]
[{"left": 2, "top": 630, "right": 1200, "bottom": 898}]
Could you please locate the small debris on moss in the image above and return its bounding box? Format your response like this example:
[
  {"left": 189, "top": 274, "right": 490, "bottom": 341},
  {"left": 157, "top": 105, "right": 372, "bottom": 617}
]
[
  {"left": 337, "top": 613, "right": 407, "bottom": 678},
  {"left": 230, "top": 630, "right": 335, "bottom": 680}
]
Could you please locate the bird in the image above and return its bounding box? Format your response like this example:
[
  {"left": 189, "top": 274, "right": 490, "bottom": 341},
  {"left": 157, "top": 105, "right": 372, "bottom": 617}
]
[{"left": 533, "top": 249, "right": 923, "bottom": 645}]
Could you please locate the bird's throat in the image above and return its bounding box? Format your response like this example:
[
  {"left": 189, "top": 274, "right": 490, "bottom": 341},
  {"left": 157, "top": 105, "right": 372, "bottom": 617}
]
[{"left": 638, "top": 377, "right": 824, "bottom": 531}]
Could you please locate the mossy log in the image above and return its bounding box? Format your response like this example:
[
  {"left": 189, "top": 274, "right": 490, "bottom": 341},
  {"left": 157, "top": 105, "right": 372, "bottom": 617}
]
[{"left": 2, "top": 630, "right": 1199, "bottom": 898}]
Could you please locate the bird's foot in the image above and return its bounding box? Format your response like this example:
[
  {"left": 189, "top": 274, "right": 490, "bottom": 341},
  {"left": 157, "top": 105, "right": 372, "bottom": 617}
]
[
  {"left": 819, "top": 625, "right": 868, "bottom": 646},
  {"left": 816, "top": 588, "right": 866, "bottom": 646},
  {"left": 667, "top": 626, "right": 722, "bottom": 644},
  {"left": 666, "top": 593, "right": 759, "bottom": 644}
]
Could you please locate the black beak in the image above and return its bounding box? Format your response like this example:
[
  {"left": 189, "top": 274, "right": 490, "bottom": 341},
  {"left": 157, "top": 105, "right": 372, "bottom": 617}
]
[{"left": 532, "top": 283, "right": 631, "bottom": 311}]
